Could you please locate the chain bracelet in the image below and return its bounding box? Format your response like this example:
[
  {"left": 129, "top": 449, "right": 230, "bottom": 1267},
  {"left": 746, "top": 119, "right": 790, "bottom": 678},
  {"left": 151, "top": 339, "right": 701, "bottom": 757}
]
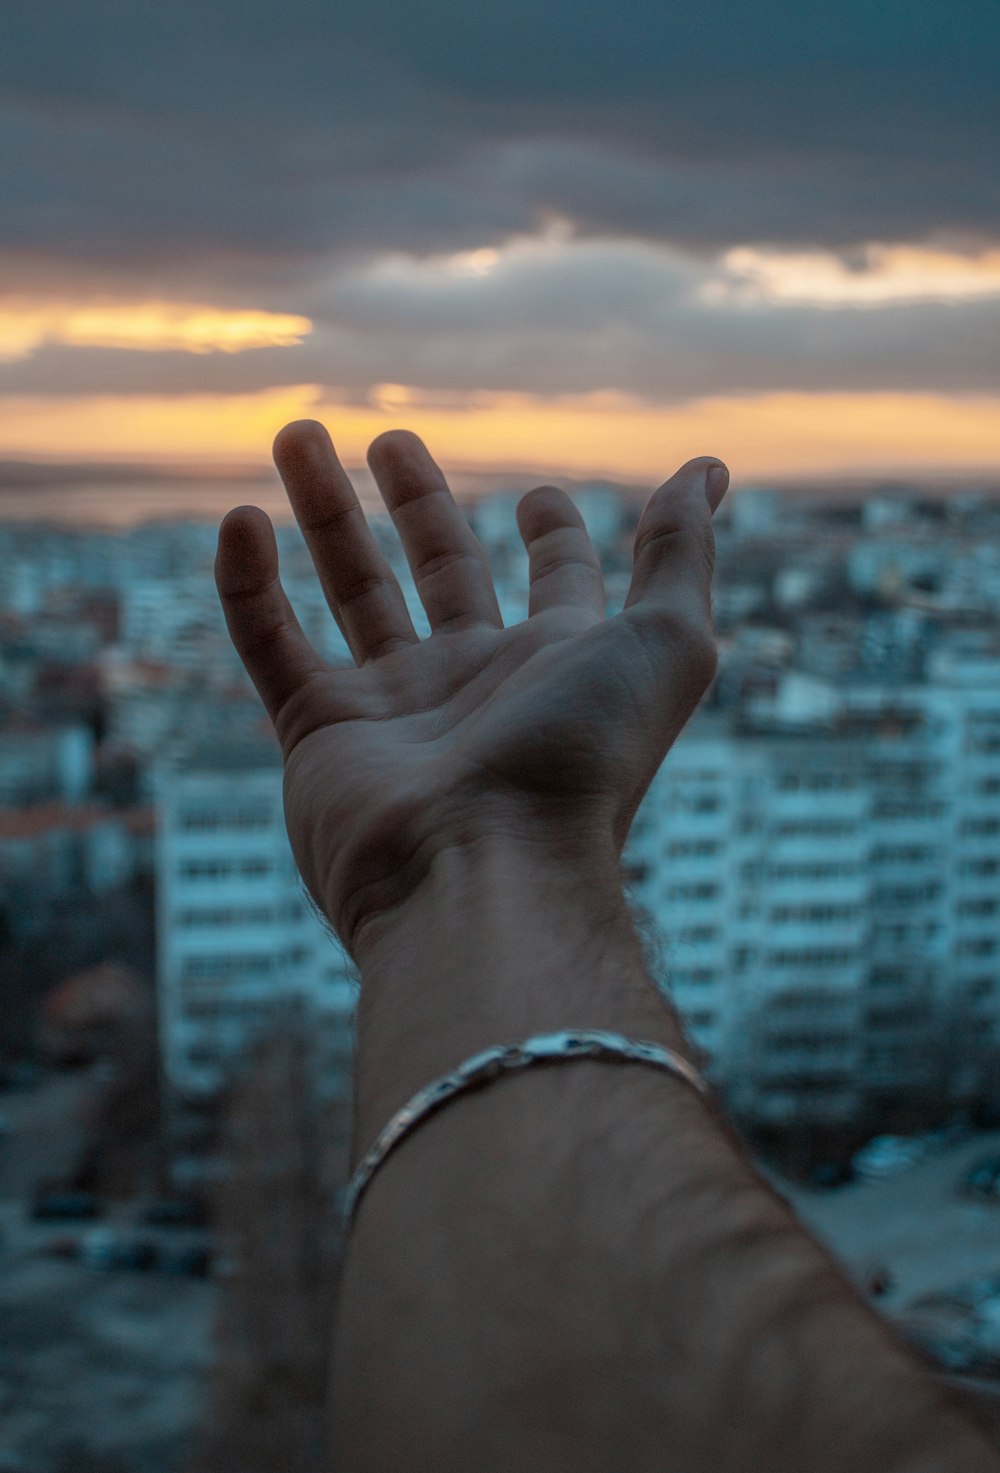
[{"left": 340, "top": 1028, "right": 711, "bottom": 1231}]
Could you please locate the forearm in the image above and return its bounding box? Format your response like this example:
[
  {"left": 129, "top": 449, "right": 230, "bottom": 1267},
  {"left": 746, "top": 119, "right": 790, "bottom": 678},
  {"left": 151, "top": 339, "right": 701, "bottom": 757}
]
[{"left": 329, "top": 837, "right": 998, "bottom": 1472}]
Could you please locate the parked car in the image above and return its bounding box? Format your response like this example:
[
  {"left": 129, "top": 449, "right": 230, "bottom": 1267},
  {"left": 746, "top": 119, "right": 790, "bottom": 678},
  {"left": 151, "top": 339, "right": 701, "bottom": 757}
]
[
  {"left": 114, "top": 1238, "right": 158, "bottom": 1271},
  {"left": 852, "top": 1135, "right": 926, "bottom": 1180},
  {"left": 903, "top": 1328, "right": 982, "bottom": 1373},
  {"left": 30, "top": 1191, "right": 101, "bottom": 1221},
  {"left": 39, "top": 1234, "right": 81, "bottom": 1259},
  {"left": 141, "top": 1198, "right": 209, "bottom": 1229},
  {"left": 0, "top": 1061, "right": 40, "bottom": 1091},
  {"left": 162, "top": 1243, "right": 212, "bottom": 1277},
  {"left": 961, "top": 1155, "right": 1000, "bottom": 1200},
  {"left": 809, "top": 1160, "right": 855, "bottom": 1189},
  {"left": 82, "top": 1228, "right": 158, "bottom": 1271}
]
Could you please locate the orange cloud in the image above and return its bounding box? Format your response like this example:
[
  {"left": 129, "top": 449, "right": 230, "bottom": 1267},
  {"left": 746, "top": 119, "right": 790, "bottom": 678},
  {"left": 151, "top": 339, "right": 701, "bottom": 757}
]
[
  {"left": 0, "top": 300, "right": 312, "bottom": 360},
  {"left": 0, "top": 384, "right": 997, "bottom": 482}
]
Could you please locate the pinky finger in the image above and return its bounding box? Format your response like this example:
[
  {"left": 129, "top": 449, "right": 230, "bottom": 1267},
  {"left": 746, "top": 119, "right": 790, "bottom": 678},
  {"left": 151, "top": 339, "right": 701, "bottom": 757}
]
[{"left": 215, "top": 505, "right": 326, "bottom": 726}]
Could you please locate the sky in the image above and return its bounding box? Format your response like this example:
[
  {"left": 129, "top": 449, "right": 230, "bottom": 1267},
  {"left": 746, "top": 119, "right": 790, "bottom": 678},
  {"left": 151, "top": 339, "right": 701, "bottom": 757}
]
[{"left": 2, "top": 0, "right": 999, "bottom": 488}]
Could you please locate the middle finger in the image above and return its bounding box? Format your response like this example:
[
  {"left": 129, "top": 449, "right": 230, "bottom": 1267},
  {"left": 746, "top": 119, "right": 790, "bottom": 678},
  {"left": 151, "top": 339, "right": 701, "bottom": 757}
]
[
  {"left": 273, "top": 419, "right": 420, "bottom": 665},
  {"left": 367, "top": 429, "right": 504, "bottom": 633}
]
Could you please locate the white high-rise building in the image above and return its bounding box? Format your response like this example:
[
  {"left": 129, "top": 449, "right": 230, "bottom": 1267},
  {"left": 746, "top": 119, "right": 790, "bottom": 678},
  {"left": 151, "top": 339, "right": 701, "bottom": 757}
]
[
  {"left": 154, "top": 743, "right": 357, "bottom": 1161},
  {"left": 624, "top": 659, "right": 1000, "bottom": 1133}
]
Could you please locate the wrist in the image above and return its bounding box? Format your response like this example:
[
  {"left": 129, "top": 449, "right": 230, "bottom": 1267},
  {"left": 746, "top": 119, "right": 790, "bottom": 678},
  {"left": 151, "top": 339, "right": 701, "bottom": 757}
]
[
  {"left": 347, "top": 830, "right": 691, "bottom": 1172},
  {"left": 323, "top": 790, "right": 622, "bottom": 962}
]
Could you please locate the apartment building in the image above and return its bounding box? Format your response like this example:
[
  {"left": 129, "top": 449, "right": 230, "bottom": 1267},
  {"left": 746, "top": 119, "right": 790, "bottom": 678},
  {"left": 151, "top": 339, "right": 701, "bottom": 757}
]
[
  {"left": 154, "top": 743, "right": 357, "bottom": 1165},
  {"left": 624, "top": 654, "right": 1000, "bottom": 1133}
]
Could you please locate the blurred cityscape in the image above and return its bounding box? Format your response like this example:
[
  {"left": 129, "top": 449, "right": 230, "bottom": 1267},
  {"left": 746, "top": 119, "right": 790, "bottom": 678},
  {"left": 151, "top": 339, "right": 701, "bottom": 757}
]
[{"left": 4, "top": 481, "right": 1000, "bottom": 1465}]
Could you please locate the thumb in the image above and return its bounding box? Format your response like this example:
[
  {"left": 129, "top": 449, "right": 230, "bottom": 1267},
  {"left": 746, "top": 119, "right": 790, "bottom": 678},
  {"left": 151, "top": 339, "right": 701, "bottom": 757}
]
[{"left": 624, "top": 456, "right": 728, "bottom": 623}]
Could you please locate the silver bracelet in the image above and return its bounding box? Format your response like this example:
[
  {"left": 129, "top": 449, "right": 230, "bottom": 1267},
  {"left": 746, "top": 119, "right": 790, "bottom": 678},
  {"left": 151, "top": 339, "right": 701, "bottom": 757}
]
[{"left": 340, "top": 1029, "right": 710, "bottom": 1231}]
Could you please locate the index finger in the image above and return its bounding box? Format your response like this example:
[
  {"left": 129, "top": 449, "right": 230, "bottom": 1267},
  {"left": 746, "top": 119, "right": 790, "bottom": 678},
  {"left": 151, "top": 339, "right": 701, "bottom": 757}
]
[{"left": 215, "top": 505, "right": 326, "bottom": 725}]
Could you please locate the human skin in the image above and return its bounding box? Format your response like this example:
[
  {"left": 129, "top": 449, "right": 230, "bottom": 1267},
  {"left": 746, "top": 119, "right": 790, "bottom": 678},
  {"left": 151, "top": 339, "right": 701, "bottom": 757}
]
[{"left": 215, "top": 421, "right": 1000, "bottom": 1471}]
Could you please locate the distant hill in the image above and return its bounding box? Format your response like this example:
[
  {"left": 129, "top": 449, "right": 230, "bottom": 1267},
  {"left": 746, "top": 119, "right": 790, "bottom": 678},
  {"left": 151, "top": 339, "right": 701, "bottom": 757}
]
[
  {"left": 0, "top": 459, "right": 996, "bottom": 528},
  {"left": 0, "top": 459, "right": 274, "bottom": 487}
]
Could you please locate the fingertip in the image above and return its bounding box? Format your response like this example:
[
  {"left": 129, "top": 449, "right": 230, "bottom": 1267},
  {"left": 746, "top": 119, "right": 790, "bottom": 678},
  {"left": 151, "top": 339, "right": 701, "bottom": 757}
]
[
  {"left": 704, "top": 460, "right": 730, "bottom": 514},
  {"left": 657, "top": 457, "right": 729, "bottom": 514},
  {"left": 216, "top": 505, "right": 278, "bottom": 594},
  {"left": 367, "top": 427, "right": 426, "bottom": 470},
  {"left": 272, "top": 418, "right": 333, "bottom": 470},
  {"left": 218, "top": 502, "right": 274, "bottom": 546}
]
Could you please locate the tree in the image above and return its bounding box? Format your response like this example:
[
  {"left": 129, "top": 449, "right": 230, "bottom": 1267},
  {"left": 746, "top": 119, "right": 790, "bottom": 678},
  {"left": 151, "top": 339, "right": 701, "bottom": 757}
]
[{"left": 189, "top": 1009, "right": 352, "bottom": 1473}]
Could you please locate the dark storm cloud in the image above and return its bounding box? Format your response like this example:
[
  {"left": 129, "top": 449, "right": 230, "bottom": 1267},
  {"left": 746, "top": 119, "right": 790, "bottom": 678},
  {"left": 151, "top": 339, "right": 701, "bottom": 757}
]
[{"left": 2, "top": 0, "right": 998, "bottom": 290}]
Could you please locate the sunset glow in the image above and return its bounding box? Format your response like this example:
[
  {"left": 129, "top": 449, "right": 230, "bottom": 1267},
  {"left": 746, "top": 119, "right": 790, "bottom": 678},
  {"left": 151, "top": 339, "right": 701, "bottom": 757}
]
[{"left": 2, "top": 385, "right": 998, "bottom": 483}]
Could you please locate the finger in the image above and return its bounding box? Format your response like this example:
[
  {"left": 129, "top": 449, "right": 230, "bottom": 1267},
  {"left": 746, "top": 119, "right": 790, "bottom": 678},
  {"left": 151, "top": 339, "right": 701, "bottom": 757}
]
[
  {"left": 516, "top": 485, "right": 605, "bottom": 619},
  {"left": 273, "top": 420, "right": 419, "bottom": 665},
  {"left": 367, "top": 429, "right": 504, "bottom": 632},
  {"left": 215, "top": 505, "right": 326, "bottom": 725},
  {"left": 625, "top": 457, "right": 727, "bottom": 619},
  {"left": 621, "top": 457, "right": 728, "bottom": 688}
]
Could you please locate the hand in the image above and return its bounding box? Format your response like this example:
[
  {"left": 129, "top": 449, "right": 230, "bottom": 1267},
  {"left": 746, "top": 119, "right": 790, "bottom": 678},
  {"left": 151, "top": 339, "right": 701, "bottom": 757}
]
[{"left": 215, "top": 422, "right": 728, "bottom": 958}]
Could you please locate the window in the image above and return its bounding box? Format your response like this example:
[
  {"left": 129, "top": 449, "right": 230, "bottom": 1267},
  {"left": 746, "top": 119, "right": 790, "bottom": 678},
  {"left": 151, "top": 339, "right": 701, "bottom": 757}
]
[
  {"left": 179, "top": 859, "right": 230, "bottom": 880},
  {"left": 185, "top": 1048, "right": 219, "bottom": 1067},
  {"left": 774, "top": 820, "right": 855, "bottom": 838},
  {"left": 671, "top": 968, "right": 715, "bottom": 986},
  {"left": 958, "top": 938, "right": 998, "bottom": 958},
  {"left": 178, "top": 808, "right": 273, "bottom": 831},
  {"left": 668, "top": 882, "right": 719, "bottom": 902},
  {"left": 769, "top": 949, "right": 853, "bottom": 968},
  {"left": 182, "top": 953, "right": 276, "bottom": 979},
  {"left": 771, "top": 904, "right": 858, "bottom": 924},
  {"left": 767, "top": 863, "right": 861, "bottom": 881},
  {"left": 869, "top": 966, "right": 907, "bottom": 988},
  {"left": 767, "top": 1032, "right": 851, "bottom": 1052},
  {"left": 960, "top": 819, "right": 1000, "bottom": 837},
  {"left": 177, "top": 905, "right": 289, "bottom": 927},
  {"left": 873, "top": 884, "right": 940, "bottom": 906},
  {"left": 177, "top": 856, "right": 272, "bottom": 880},
  {"left": 871, "top": 845, "right": 936, "bottom": 863},
  {"left": 677, "top": 926, "right": 717, "bottom": 945},
  {"left": 957, "top": 898, "right": 999, "bottom": 917},
  {"left": 866, "top": 1005, "right": 922, "bottom": 1028}
]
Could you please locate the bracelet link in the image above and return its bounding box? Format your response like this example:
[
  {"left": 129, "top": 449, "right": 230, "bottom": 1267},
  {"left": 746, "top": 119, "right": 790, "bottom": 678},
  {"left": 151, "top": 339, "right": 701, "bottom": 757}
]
[{"left": 341, "top": 1030, "right": 710, "bottom": 1231}]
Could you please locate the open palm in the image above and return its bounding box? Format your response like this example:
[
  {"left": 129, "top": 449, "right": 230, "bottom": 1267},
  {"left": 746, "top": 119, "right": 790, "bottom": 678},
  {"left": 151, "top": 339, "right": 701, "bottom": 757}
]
[{"left": 215, "top": 423, "right": 728, "bottom": 956}]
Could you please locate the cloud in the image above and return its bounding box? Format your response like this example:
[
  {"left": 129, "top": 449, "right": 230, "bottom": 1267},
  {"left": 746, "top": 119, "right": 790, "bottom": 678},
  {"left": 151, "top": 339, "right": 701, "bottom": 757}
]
[
  {"left": 0, "top": 300, "right": 312, "bottom": 361},
  {"left": 1, "top": 0, "right": 997, "bottom": 294},
  {"left": 704, "top": 246, "right": 1000, "bottom": 309},
  {"left": 2, "top": 236, "right": 998, "bottom": 402},
  {"left": 2, "top": 0, "right": 997, "bottom": 443}
]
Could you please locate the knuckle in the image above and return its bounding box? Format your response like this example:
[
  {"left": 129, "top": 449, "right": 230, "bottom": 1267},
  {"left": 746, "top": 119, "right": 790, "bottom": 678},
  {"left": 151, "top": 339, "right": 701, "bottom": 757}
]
[
  {"left": 634, "top": 510, "right": 715, "bottom": 576},
  {"left": 414, "top": 545, "right": 478, "bottom": 583},
  {"left": 633, "top": 518, "right": 685, "bottom": 564},
  {"left": 697, "top": 519, "right": 717, "bottom": 574},
  {"left": 628, "top": 604, "right": 718, "bottom": 684}
]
